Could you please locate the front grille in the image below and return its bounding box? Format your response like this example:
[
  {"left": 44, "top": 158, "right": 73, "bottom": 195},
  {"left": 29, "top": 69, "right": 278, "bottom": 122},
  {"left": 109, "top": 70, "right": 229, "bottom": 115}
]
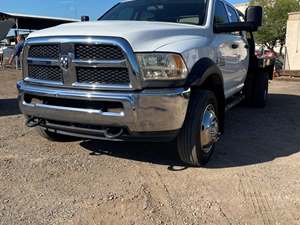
[
  {"left": 77, "top": 67, "right": 130, "bottom": 84},
  {"left": 28, "top": 65, "right": 63, "bottom": 82},
  {"left": 75, "top": 44, "right": 125, "bottom": 60},
  {"left": 28, "top": 45, "right": 60, "bottom": 59},
  {"left": 25, "top": 38, "right": 133, "bottom": 88}
]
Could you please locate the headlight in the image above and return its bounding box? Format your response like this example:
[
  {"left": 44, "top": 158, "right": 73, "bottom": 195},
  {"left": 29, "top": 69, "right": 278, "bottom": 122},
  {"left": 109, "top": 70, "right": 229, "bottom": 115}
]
[{"left": 136, "top": 53, "right": 188, "bottom": 81}]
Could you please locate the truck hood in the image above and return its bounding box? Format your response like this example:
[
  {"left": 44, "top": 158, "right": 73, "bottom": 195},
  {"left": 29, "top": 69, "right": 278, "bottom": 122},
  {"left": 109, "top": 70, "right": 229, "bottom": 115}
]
[{"left": 28, "top": 21, "right": 207, "bottom": 52}]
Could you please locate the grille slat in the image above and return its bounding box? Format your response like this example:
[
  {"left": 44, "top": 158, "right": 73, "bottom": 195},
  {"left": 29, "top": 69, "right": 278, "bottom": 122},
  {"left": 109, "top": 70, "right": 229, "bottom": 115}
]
[
  {"left": 28, "top": 45, "right": 60, "bottom": 59},
  {"left": 75, "top": 44, "right": 125, "bottom": 60},
  {"left": 28, "top": 65, "right": 63, "bottom": 82},
  {"left": 77, "top": 68, "right": 130, "bottom": 85}
]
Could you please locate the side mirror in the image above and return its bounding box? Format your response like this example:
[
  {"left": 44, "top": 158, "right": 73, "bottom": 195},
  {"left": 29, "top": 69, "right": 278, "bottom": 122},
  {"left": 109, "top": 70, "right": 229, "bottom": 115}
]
[
  {"left": 214, "top": 22, "right": 253, "bottom": 33},
  {"left": 246, "top": 6, "right": 263, "bottom": 28},
  {"left": 214, "top": 6, "right": 263, "bottom": 33},
  {"left": 81, "top": 16, "right": 90, "bottom": 22}
]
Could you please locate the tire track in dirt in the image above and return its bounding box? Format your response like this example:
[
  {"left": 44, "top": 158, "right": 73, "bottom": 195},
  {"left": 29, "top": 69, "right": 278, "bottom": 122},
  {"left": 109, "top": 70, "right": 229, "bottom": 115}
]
[
  {"left": 140, "top": 166, "right": 237, "bottom": 225},
  {"left": 239, "top": 170, "right": 276, "bottom": 225},
  {"left": 136, "top": 164, "right": 188, "bottom": 225},
  {"left": 198, "top": 179, "right": 233, "bottom": 225}
]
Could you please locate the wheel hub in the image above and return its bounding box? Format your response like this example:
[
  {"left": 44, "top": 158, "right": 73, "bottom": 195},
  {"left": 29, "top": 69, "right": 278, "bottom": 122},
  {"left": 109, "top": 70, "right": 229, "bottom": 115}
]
[{"left": 200, "top": 104, "right": 219, "bottom": 153}]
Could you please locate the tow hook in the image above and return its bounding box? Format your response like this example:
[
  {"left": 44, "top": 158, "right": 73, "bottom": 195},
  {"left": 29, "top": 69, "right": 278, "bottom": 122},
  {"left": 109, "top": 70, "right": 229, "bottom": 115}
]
[{"left": 26, "top": 117, "right": 43, "bottom": 128}]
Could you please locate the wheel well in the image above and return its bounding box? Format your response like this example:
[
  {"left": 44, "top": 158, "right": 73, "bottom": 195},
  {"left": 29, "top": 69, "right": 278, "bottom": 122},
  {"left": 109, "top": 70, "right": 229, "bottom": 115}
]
[{"left": 192, "top": 74, "right": 225, "bottom": 133}]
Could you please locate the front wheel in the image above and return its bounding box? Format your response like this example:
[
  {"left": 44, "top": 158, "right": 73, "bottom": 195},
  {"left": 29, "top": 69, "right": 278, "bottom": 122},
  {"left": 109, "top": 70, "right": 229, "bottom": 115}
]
[{"left": 176, "top": 90, "right": 220, "bottom": 167}]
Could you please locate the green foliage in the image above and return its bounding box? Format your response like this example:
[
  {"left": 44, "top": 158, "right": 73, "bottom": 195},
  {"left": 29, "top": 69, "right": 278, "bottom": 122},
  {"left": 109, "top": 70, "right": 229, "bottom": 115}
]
[{"left": 250, "top": 0, "right": 300, "bottom": 49}]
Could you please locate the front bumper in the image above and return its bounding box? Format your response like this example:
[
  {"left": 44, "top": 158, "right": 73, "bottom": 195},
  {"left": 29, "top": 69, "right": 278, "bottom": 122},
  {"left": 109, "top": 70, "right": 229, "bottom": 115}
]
[{"left": 17, "top": 81, "right": 190, "bottom": 138}]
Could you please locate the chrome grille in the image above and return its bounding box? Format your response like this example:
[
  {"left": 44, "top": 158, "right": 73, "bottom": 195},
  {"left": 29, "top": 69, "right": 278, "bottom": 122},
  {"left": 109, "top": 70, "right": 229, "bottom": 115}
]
[
  {"left": 77, "top": 68, "right": 130, "bottom": 84},
  {"left": 28, "top": 45, "right": 60, "bottom": 59},
  {"left": 75, "top": 44, "right": 125, "bottom": 60},
  {"left": 24, "top": 37, "right": 139, "bottom": 90},
  {"left": 28, "top": 65, "right": 62, "bottom": 82}
]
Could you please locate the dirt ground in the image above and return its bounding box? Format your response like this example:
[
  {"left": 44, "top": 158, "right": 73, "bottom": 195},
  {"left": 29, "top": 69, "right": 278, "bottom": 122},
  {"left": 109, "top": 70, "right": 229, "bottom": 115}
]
[{"left": 0, "top": 69, "right": 300, "bottom": 225}]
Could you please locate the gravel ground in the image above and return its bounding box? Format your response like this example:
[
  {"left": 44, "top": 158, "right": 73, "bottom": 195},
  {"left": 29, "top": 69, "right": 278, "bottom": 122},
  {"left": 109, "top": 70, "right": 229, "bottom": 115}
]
[{"left": 0, "top": 69, "right": 300, "bottom": 225}]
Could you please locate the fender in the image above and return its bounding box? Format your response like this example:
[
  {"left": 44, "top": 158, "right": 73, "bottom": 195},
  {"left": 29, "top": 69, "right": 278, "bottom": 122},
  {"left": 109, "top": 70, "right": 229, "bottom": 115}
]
[
  {"left": 185, "top": 57, "right": 225, "bottom": 133},
  {"left": 185, "top": 58, "right": 224, "bottom": 87}
]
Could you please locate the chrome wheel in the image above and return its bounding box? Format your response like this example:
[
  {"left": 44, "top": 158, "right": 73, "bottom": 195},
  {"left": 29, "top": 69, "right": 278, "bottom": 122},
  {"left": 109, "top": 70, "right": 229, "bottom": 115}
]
[{"left": 200, "top": 104, "right": 219, "bottom": 153}]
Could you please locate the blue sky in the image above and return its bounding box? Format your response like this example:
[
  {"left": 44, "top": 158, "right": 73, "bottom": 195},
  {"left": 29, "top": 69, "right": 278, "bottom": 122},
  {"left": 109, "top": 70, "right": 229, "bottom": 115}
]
[{"left": 1, "top": 0, "right": 249, "bottom": 20}]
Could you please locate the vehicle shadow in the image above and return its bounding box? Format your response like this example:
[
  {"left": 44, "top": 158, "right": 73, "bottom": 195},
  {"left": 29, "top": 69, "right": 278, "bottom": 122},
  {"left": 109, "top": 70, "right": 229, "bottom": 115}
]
[
  {"left": 0, "top": 98, "right": 21, "bottom": 117},
  {"left": 80, "top": 93, "right": 300, "bottom": 169},
  {"left": 80, "top": 140, "right": 186, "bottom": 169},
  {"left": 208, "top": 93, "right": 300, "bottom": 168}
]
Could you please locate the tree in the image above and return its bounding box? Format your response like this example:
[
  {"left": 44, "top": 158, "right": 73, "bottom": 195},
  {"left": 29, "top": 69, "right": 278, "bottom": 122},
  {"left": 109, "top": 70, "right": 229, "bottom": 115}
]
[{"left": 250, "top": 0, "right": 300, "bottom": 54}]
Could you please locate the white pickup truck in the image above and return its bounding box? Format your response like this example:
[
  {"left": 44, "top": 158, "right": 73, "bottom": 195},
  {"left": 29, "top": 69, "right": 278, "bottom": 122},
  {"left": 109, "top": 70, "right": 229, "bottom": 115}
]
[{"left": 17, "top": 0, "right": 272, "bottom": 166}]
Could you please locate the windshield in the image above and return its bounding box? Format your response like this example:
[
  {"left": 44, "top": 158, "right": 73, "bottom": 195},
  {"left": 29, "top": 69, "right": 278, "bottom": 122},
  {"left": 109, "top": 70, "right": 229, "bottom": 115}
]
[{"left": 99, "top": 0, "right": 208, "bottom": 26}]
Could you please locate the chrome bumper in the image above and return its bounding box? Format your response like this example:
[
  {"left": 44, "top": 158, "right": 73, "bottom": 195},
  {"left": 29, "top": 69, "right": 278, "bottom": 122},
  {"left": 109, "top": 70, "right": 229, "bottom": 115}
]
[{"left": 17, "top": 81, "right": 190, "bottom": 133}]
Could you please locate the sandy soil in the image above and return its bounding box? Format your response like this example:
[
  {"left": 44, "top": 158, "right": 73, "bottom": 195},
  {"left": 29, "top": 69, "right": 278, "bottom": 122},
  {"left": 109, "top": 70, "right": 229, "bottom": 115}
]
[{"left": 0, "top": 69, "right": 300, "bottom": 225}]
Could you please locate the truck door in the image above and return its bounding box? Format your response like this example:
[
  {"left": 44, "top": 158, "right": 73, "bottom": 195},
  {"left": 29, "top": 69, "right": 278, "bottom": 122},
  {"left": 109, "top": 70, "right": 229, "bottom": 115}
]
[
  {"left": 225, "top": 3, "right": 249, "bottom": 92},
  {"left": 212, "top": 0, "right": 249, "bottom": 98}
]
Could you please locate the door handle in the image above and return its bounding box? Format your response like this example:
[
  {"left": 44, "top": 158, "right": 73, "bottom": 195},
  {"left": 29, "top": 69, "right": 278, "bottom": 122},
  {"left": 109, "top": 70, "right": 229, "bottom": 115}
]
[{"left": 231, "top": 43, "right": 239, "bottom": 49}]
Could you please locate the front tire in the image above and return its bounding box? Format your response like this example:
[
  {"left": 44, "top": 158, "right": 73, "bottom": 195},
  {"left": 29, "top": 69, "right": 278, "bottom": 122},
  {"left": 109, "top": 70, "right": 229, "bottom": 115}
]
[{"left": 176, "top": 90, "right": 220, "bottom": 167}]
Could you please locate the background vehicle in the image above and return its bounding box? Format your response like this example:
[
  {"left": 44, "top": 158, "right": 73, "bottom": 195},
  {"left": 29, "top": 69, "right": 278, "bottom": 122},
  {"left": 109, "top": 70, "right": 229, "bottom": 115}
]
[
  {"left": 17, "top": 0, "right": 273, "bottom": 166},
  {"left": 256, "top": 49, "right": 277, "bottom": 59},
  {"left": 256, "top": 49, "right": 283, "bottom": 77}
]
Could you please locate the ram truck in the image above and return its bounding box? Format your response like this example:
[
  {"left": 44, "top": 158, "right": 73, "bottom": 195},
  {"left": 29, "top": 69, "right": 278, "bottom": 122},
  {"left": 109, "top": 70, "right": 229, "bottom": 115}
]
[{"left": 17, "top": 0, "right": 272, "bottom": 166}]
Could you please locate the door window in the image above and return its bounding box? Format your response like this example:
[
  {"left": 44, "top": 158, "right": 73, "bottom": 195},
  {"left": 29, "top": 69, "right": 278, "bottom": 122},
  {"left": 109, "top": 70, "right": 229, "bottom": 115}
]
[
  {"left": 227, "top": 5, "right": 240, "bottom": 22},
  {"left": 214, "top": 0, "right": 229, "bottom": 25}
]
